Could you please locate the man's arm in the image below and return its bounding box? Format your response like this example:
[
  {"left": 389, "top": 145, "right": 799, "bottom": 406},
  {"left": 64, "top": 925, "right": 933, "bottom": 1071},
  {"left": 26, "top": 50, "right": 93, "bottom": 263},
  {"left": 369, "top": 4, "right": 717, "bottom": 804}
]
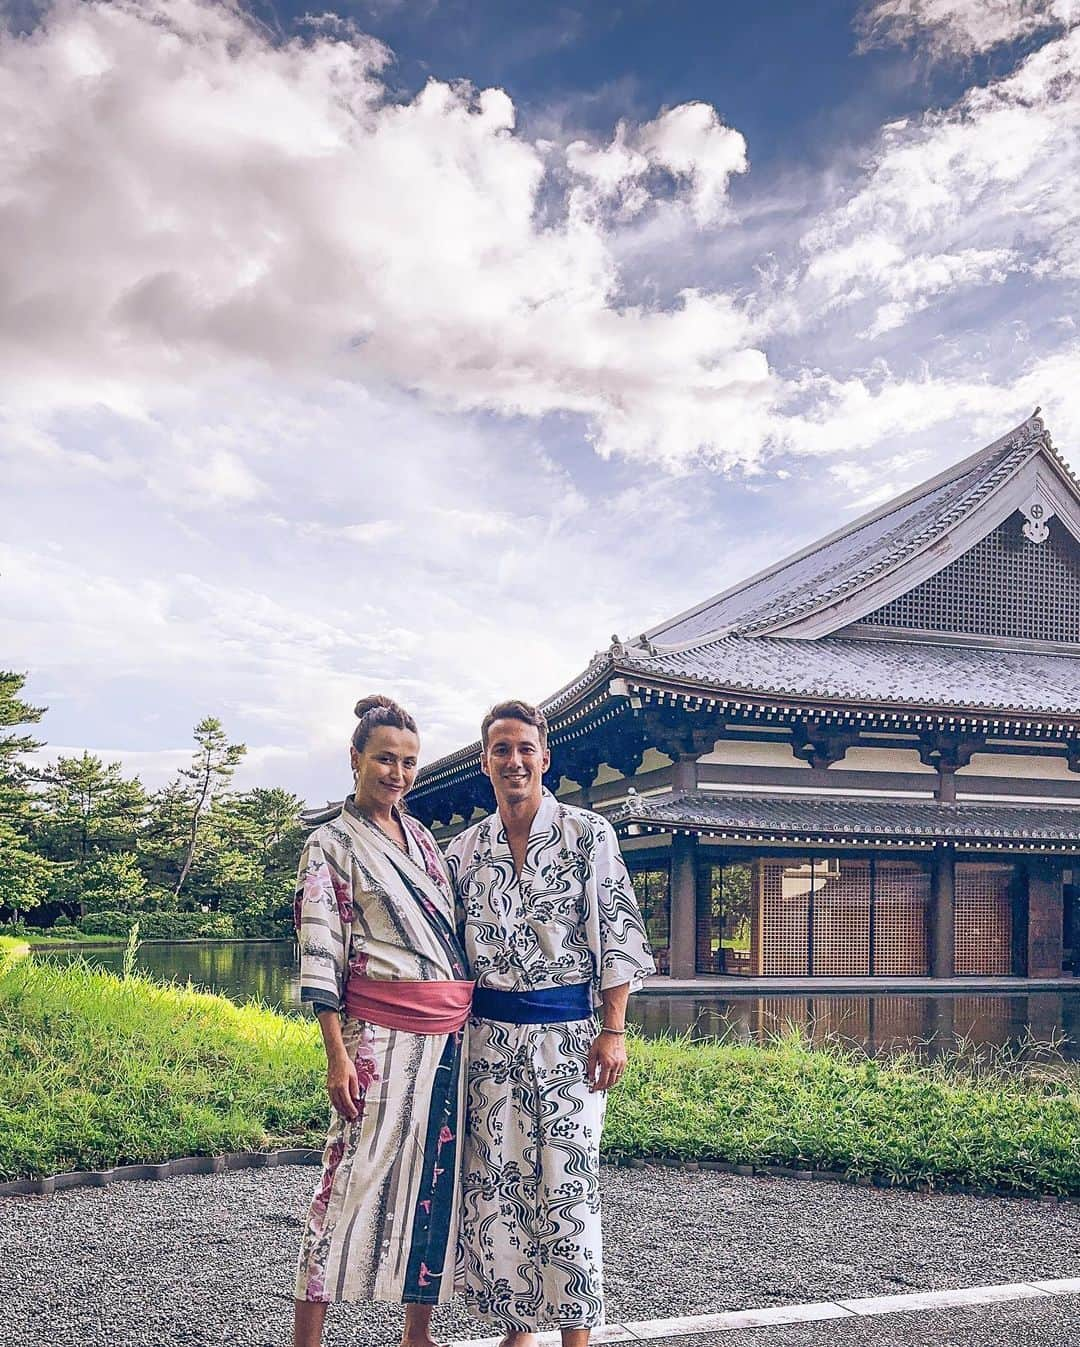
[{"left": 586, "top": 981, "right": 630, "bottom": 1092}]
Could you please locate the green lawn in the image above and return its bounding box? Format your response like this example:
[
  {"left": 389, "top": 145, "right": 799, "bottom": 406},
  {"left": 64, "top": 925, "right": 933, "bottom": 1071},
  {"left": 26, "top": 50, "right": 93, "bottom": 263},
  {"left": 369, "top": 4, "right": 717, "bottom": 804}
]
[{"left": 2, "top": 940, "right": 1079, "bottom": 1194}]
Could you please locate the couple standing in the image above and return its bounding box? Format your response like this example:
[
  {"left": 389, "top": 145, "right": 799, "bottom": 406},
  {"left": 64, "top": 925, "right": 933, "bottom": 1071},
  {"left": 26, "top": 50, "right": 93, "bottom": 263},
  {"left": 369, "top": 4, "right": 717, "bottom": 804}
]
[{"left": 292, "top": 695, "right": 656, "bottom": 1347}]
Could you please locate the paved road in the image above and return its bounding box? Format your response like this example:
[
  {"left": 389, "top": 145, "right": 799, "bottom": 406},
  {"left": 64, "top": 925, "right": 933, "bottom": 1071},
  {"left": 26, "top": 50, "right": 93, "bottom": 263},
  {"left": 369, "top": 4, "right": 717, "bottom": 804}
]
[{"left": 2, "top": 1163, "right": 1078, "bottom": 1346}]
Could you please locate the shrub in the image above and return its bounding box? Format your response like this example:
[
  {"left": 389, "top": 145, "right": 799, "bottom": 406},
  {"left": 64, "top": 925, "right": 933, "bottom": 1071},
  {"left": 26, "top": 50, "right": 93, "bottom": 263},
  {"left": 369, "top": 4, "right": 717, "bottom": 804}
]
[
  {"left": 76, "top": 910, "right": 239, "bottom": 939},
  {"left": 77, "top": 910, "right": 136, "bottom": 937}
]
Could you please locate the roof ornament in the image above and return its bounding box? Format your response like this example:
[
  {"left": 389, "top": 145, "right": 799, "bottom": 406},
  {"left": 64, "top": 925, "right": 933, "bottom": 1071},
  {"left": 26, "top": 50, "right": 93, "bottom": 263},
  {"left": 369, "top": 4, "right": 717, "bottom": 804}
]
[
  {"left": 1020, "top": 492, "right": 1054, "bottom": 544},
  {"left": 609, "top": 633, "right": 626, "bottom": 658}
]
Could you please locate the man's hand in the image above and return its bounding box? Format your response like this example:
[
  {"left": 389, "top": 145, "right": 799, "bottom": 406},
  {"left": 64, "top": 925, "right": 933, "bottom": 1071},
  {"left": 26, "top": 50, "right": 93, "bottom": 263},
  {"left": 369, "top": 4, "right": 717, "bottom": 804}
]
[
  {"left": 586, "top": 1029, "right": 627, "bottom": 1092},
  {"left": 327, "top": 1052, "right": 362, "bottom": 1120}
]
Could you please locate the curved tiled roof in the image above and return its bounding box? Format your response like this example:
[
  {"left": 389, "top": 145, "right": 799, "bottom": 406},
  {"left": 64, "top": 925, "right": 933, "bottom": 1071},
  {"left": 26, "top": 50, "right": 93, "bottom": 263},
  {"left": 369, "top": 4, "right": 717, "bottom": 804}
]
[
  {"left": 620, "top": 634, "right": 1080, "bottom": 717},
  {"left": 612, "top": 791, "right": 1080, "bottom": 844}
]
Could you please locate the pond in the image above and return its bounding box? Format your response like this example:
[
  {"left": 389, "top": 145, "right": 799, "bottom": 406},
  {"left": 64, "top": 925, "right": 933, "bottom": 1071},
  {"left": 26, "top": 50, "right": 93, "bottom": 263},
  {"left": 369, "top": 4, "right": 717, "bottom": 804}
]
[{"left": 45, "top": 940, "right": 1080, "bottom": 1063}]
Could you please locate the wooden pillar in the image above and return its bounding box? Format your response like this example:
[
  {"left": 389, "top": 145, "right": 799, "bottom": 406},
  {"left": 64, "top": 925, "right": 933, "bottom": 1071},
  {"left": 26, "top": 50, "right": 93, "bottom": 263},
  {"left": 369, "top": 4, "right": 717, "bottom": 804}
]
[
  {"left": 672, "top": 753, "right": 699, "bottom": 792},
  {"left": 1026, "top": 860, "right": 1064, "bottom": 977},
  {"left": 669, "top": 833, "right": 698, "bottom": 979},
  {"left": 931, "top": 844, "right": 955, "bottom": 978},
  {"left": 936, "top": 766, "right": 957, "bottom": 803}
]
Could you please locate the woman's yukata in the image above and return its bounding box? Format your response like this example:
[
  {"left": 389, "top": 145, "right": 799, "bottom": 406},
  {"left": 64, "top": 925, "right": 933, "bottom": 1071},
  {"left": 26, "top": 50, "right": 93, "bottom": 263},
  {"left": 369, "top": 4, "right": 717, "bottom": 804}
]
[{"left": 294, "top": 797, "right": 471, "bottom": 1305}]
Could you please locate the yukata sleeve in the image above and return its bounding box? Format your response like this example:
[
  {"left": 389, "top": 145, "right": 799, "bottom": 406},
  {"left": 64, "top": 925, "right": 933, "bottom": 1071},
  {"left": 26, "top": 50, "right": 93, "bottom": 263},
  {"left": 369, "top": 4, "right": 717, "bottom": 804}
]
[
  {"left": 294, "top": 831, "right": 352, "bottom": 1014},
  {"left": 443, "top": 833, "right": 469, "bottom": 945},
  {"left": 588, "top": 816, "right": 657, "bottom": 994}
]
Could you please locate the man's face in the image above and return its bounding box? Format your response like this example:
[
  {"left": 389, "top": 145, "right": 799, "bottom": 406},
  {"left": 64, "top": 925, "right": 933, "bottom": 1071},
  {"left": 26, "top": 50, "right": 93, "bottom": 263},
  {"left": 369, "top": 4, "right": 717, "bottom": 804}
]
[{"left": 482, "top": 717, "right": 550, "bottom": 813}]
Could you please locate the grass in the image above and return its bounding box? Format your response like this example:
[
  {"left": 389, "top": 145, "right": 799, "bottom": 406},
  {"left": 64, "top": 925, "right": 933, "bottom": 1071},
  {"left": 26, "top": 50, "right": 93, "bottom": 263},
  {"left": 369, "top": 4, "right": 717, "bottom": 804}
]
[
  {"left": 23, "top": 931, "right": 129, "bottom": 946},
  {"left": 1, "top": 950, "right": 1079, "bottom": 1195},
  {"left": 0, "top": 952, "right": 327, "bottom": 1179},
  {"left": 608, "top": 1027, "right": 1080, "bottom": 1197}
]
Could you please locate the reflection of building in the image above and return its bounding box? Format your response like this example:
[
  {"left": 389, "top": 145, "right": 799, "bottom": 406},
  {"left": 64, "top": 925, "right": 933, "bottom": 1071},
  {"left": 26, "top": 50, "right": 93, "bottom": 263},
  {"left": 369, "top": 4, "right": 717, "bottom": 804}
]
[{"left": 411, "top": 415, "right": 1080, "bottom": 980}]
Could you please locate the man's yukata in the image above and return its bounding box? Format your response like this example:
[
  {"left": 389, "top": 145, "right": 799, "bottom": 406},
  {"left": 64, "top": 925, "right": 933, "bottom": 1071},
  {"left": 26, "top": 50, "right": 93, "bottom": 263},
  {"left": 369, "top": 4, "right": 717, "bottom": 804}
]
[
  {"left": 294, "top": 798, "right": 470, "bottom": 1305},
  {"left": 445, "top": 789, "right": 655, "bottom": 1331}
]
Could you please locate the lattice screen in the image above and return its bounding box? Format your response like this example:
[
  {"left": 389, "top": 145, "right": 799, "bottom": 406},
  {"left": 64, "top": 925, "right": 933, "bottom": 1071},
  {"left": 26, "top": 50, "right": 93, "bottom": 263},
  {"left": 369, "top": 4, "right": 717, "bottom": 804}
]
[
  {"left": 873, "top": 860, "right": 930, "bottom": 975},
  {"left": 955, "top": 863, "right": 1014, "bottom": 975},
  {"left": 758, "top": 859, "right": 812, "bottom": 975},
  {"left": 863, "top": 512, "right": 1080, "bottom": 643},
  {"left": 812, "top": 860, "right": 871, "bottom": 975}
]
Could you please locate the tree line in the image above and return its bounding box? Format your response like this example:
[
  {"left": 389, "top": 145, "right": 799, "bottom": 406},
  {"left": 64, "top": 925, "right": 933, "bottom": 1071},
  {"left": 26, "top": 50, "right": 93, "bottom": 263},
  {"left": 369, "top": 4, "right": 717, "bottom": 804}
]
[{"left": 0, "top": 670, "right": 306, "bottom": 937}]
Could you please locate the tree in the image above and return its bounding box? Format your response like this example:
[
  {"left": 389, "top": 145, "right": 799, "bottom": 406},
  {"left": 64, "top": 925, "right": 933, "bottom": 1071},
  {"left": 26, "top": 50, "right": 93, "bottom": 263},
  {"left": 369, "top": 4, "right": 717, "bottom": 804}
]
[
  {"left": 0, "top": 672, "right": 51, "bottom": 919},
  {"left": 36, "top": 753, "right": 148, "bottom": 863},
  {"left": 171, "top": 717, "right": 246, "bottom": 900},
  {"left": 77, "top": 851, "right": 147, "bottom": 914},
  {"left": 35, "top": 753, "right": 149, "bottom": 917}
]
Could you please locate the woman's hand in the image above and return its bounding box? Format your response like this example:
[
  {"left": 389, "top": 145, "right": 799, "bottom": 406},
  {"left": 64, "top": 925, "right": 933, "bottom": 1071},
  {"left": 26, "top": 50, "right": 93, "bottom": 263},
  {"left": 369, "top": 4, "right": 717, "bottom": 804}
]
[{"left": 327, "top": 1052, "right": 362, "bottom": 1121}]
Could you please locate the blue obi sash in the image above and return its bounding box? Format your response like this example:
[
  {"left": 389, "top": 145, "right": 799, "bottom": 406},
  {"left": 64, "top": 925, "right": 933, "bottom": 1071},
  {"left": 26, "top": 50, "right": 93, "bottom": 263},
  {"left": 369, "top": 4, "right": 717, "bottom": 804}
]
[{"left": 472, "top": 981, "right": 592, "bottom": 1025}]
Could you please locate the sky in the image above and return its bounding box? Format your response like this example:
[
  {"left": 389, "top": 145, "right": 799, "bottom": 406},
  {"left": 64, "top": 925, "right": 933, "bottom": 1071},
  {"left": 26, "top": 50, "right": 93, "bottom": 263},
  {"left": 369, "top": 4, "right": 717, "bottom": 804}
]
[{"left": 3, "top": 0, "right": 1080, "bottom": 803}]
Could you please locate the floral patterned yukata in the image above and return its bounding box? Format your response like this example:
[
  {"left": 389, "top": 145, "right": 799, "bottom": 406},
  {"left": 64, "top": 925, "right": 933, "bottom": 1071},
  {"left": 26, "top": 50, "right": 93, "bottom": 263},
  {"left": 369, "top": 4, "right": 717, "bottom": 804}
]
[
  {"left": 445, "top": 789, "right": 655, "bottom": 1331},
  {"left": 294, "top": 798, "right": 469, "bottom": 1305}
]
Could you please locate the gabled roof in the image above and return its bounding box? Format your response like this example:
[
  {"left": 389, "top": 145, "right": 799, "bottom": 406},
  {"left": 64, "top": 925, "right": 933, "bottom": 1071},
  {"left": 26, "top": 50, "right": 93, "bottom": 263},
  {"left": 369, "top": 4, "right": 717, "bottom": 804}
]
[{"left": 645, "top": 413, "right": 1080, "bottom": 646}]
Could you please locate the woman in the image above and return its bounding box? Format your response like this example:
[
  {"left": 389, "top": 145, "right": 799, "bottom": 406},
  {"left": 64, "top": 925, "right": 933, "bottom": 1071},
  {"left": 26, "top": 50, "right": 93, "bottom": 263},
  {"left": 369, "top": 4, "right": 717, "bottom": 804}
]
[{"left": 293, "top": 695, "right": 473, "bottom": 1347}]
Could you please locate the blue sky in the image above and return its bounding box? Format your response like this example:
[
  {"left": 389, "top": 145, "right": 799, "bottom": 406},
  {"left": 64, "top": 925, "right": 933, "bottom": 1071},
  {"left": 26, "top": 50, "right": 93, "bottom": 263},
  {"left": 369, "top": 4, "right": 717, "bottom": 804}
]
[{"left": 3, "top": 0, "right": 1080, "bottom": 802}]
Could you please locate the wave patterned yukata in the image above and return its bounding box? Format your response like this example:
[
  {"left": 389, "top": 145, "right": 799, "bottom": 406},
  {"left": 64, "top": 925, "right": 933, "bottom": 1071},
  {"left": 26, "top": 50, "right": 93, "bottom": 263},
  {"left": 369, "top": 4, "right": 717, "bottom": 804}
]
[
  {"left": 445, "top": 790, "right": 655, "bottom": 1331},
  {"left": 294, "top": 799, "right": 468, "bottom": 1305}
]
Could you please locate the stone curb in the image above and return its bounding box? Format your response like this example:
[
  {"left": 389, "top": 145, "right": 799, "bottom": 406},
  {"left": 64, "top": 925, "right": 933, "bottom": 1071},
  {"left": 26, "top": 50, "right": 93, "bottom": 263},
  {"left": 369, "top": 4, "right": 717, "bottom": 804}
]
[
  {"left": 1, "top": 1150, "right": 1074, "bottom": 1205},
  {"left": 0, "top": 1148, "right": 323, "bottom": 1198}
]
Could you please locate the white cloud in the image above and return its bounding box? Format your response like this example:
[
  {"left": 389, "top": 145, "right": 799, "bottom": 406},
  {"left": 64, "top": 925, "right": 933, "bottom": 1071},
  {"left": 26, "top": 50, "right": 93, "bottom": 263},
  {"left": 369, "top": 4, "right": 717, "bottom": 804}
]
[
  {"left": 0, "top": 0, "right": 764, "bottom": 473},
  {"left": 855, "top": 0, "right": 1076, "bottom": 57},
  {"left": 781, "top": 19, "right": 1080, "bottom": 350}
]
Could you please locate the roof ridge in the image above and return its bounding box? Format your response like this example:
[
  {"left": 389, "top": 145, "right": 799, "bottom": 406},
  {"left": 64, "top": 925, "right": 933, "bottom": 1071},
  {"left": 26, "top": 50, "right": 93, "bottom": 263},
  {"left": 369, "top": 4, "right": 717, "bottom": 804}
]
[
  {"left": 739, "top": 421, "right": 1045, "bottom": 633},
  {"left": 643, "top": 413, "right": 1046, "bottom": 650}
]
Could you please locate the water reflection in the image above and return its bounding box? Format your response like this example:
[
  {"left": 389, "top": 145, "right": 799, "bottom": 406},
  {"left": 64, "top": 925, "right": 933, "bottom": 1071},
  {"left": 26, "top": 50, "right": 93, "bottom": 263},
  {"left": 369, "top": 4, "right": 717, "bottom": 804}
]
[
  {"left": 629, "top": 991, "right": 1080, "bottom": 1062},
  {"left": 46, "top": 940, "right": 304, "bottom": 1015},
  {"left": 45, "top": 942, "right": 1080, "bottom": 1063}
]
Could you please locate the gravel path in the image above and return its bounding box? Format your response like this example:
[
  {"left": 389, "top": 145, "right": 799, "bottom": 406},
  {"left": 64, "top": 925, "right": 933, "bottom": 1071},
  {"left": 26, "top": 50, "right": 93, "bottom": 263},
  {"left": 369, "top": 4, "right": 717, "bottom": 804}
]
[{"left": 2, "top": 1165, "right": 1078, "bottom": 1347}]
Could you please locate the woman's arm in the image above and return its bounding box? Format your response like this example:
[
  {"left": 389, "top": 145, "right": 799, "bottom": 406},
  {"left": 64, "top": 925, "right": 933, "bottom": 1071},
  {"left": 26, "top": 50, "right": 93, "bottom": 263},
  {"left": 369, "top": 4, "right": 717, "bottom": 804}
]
[{"left": 317, "top": 1009, "right": 361, "bottom": 1121}]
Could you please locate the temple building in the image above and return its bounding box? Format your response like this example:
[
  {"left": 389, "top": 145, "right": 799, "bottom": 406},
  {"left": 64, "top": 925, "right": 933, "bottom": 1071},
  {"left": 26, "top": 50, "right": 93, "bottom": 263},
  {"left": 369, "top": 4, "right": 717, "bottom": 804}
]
[{"left": 408, "top": 413, "right": 1080, "bottom": 980}]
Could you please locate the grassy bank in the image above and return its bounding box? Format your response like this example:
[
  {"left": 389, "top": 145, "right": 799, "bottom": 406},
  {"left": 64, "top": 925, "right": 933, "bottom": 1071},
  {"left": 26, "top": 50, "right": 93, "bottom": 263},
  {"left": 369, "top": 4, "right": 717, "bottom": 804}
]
[
  {"left": 609, "top": 1030, "right": 1080, "bottom": 1197},
  {"left": 2, "top": 952, "right": 1079, "bottom": 1194},
  {"left": 0, "top": 952, "right": 326, "bottom": 1179},
  {"left": 22, "top": 931, "right": 131, "bottom": 947}
]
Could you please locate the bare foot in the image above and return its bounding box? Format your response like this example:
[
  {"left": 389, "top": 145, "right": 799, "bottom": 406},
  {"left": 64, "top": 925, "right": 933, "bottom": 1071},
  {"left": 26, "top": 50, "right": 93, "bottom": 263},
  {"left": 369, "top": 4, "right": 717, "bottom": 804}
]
[
  {"left": 401, "top": 1337, "right": 448, "bottom": 1347},
  {"left": 499, "top": 1335, "right": 539, "bottom": 1347}
]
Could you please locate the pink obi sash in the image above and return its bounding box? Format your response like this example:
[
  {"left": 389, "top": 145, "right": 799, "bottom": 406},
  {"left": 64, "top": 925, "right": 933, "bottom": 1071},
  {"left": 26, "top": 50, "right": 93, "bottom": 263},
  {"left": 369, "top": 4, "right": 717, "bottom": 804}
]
[{"left": 344, "top": 974, "right": 475, "bottom": 1035}]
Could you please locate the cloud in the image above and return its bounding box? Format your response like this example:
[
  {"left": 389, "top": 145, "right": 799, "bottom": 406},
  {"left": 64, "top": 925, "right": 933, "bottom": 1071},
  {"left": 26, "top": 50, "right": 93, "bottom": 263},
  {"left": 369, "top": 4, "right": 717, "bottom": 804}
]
[
  {"left": 777, "top": 17, "right": 1080, "bottom": 355},
  {"left": 855, "top": 0, "right": 1076, "bottom": 58},
  {"left": 1, "top": 0, "right": 765, "bottom": 472}
]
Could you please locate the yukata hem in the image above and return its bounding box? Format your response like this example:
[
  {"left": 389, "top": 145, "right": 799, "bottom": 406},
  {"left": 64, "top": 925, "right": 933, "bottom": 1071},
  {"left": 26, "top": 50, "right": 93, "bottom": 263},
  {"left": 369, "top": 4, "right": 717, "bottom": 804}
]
[
  {"left": 463, "top": 1301, "right": 605, "bottom": 1331},
  {"left": 300, "top": 1286, "right": 458, "bottom": 1307}
]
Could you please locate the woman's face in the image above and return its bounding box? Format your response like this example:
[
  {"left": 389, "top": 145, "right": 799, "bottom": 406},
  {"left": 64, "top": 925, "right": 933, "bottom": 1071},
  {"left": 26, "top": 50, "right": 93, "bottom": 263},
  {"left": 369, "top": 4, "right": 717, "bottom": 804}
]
[{"left": 351, "top": 724, "right": 420, "bottom": 815}]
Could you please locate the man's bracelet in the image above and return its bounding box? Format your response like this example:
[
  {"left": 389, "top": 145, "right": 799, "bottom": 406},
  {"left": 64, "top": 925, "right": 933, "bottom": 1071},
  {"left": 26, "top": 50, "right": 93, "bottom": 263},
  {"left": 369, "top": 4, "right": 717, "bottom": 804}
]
[{"left": 599, "top": 1026, "right": 627, "bottom": 1035}]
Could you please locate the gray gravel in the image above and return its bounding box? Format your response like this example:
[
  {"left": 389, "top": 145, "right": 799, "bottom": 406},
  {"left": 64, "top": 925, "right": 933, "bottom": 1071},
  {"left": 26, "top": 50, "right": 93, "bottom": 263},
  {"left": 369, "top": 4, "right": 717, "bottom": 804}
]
[{"left": 1, "top": 1164, "right": 1078, "bottom": 1347}]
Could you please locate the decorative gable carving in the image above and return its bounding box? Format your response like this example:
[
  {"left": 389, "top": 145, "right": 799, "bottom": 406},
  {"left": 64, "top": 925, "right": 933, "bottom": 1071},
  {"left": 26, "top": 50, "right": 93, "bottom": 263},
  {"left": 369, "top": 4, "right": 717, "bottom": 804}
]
[{"left": 860, "top": 511, "right": 1080, "bottom": 645}]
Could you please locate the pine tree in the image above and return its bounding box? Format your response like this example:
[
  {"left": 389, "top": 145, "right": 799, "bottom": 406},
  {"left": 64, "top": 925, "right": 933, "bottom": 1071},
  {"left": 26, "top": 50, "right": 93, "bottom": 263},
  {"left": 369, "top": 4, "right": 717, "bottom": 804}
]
[
  {"left": 171, "top": 717, "right": 246, "bottom": 900},
  {"left": 0, "top": 672, "right": 51, "bottom": 918}
]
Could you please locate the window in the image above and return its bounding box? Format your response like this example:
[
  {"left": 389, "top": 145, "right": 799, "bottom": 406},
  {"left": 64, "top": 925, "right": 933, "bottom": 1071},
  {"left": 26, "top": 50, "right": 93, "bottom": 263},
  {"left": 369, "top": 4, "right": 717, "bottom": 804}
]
[{"left": 631, "top": 868, "right": 670, "bottom": 974}]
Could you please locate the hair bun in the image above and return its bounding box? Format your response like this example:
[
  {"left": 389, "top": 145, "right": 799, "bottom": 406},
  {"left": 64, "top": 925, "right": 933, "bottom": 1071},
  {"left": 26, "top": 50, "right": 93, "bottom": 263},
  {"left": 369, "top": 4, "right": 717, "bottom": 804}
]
[{"left": 354, "top": 694, "right": 396, "bottom": 720}]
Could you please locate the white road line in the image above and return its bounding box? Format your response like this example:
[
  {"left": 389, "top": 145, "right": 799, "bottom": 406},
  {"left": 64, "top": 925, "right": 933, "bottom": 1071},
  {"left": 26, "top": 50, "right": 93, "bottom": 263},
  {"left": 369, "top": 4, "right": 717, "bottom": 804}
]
[{"left": 446, "top": 1275, "right": 1080, "bottom": 1346}]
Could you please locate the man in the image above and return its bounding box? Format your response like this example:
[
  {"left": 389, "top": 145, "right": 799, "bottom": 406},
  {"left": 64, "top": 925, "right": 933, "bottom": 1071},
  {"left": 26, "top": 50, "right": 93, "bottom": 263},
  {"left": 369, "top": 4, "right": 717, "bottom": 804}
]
[{"left": 445, "top": 700, "right": 655, "bottom": 1347}]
